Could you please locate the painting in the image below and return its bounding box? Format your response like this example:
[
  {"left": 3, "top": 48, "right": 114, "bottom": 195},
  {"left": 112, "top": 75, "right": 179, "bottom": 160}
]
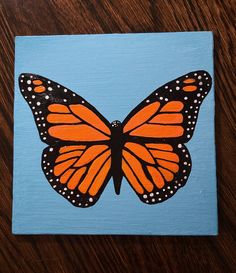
[{"left": 13, "top": 32, "right": 217, "bottom": 235}]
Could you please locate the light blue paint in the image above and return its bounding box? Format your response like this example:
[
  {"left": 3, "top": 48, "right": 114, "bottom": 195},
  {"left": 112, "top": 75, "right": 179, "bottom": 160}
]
[{"left": 13, "top": 32, "right": 217, "bottom": 235}]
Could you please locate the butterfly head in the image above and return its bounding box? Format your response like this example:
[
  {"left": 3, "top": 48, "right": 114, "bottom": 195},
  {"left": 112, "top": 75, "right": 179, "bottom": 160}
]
[
  {"left": 111, "top": 120, "right": 122, "bottom": 140},
  {"left": 111, "top": 120, "right": 121, "bottom": 128}
]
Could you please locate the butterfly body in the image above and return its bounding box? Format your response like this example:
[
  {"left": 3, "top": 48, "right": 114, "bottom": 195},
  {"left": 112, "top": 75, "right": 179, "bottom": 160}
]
[
  {"left": 111, "top": 120, "right": 124, "bottom": 195},
  {"left": 19, "top": 70, "right": 212, "bottom": 208}
]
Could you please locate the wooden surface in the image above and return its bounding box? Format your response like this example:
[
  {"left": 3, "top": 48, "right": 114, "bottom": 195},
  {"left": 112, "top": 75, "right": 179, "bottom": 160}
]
[{"left": 0, "top": 1, "right": 235, "bottom": 272}]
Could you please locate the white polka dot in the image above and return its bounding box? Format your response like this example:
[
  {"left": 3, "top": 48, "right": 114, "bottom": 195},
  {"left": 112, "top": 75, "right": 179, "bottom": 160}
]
[
  {"left": 197, "top": 93, "right": 201, "bottom": 97},
  {"left": 21, "top": 75, "right": 25, "bottom": 78},
  {"left": 37, "top": 102, "right": 41, "bottom": 106},
  {"left": 48, "top": 81, "right": 51, "bottom": 84},
  {"left": 143, "top": 194, "right": 147, "bottom": 199},
  {"left": 82, "top": 100, "right": 85, "bottom": 104},
  {"left": 28, "top": 87, "right": 32, "bottom": 91},
  {"left": 49, "top": 148, "right": 53, "bottom": 152},
  {"left": 164, "top": 98, "right": 168, "bottom": 101},
  {"left": 159, "top": 97, "right": 163, "bottom": 100},
  {"left": 146, "top": 99, "right": 150, "bottom": 103},
  {"left": 184, "top": 97, "right": 188, "bottom": 100},
  {"left": 63, "top": 99, "right": 67, "bottom": 102},
  {"left": 176, "top": 80, "right": 180, "bottom": 84},
  {"left": 27, "top": 80, "right": 31, "bottom": 84},
  {"left": 150, "top": 193, "right": 154, "bottom": 197},
  {"left": 198, "top": 76, "right": 202, "bottom": 79},
  {"left": 45, "top": 95, "right": 49, "bottom": 99},
  {"left": 194, "top": 100, "right": 197, "bottom": 103},
  {"left": 152, "top": 198, "right": 155, "bottom": 202},
  {"left": 199, "top": 82, "right": 203, "bottom": 86},
  {"left": 176, "top": 86, "right": 180, "bottom": 90},
  {"left": 64, "top": 89, "right": 67, "bottom": 92},
  {"left": 48, "top": 87, "right": 52, "bottom": 91},
  {"left": 165, "top": 86, "right": 168, "bottom": 89},
  {"left": 89, "top": 198, "right": 93, "bottom": 202},
  {"left": 178, "top": 144, "right": 182, "bottom": 148}
]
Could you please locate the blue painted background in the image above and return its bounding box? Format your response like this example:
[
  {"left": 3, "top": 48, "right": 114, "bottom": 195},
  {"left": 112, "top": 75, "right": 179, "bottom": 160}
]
[{"left": 13, "top": 32, "right": 217, "bottom": 235}]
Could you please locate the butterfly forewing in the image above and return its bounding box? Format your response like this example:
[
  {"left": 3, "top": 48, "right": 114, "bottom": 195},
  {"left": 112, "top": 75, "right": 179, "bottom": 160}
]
[
  {"left": 122, "top": 70, "right": 212, "bottom": 143},
  {"left": 19, "top": 73, "right": 111, "bottom": 144}
]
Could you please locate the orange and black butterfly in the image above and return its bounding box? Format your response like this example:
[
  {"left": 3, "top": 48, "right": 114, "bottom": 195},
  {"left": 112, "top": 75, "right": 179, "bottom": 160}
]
[{"left": 19, "top": 71, "right": 212, "bottom": 208}]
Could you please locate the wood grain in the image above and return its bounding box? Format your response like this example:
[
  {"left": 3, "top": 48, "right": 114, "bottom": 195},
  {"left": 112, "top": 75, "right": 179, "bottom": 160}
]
[{"left": 0, "top": 0, "right": 235, "bottom": 272}]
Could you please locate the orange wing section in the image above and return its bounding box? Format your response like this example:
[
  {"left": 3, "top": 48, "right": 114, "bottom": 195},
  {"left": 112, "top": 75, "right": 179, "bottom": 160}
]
[
  {"left": 46, "top": 103, "right": 111, "bottom": 142},
  {"left": 123, "top": 102, "right": 160, "bottom": 133},
  {"left": 122, "top": 141, "right": 191, "bottom": 204},
  {"left": 124, "top": 101, "right": 184, "bottom": 138},
  {"left": 42, "top": 144, "right": 111, "bottom": 208}
]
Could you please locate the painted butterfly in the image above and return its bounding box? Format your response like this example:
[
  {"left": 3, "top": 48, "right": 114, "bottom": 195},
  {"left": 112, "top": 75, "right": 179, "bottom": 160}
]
[{"left": 19, "top": 71, "right": 212, "bottom": 208}]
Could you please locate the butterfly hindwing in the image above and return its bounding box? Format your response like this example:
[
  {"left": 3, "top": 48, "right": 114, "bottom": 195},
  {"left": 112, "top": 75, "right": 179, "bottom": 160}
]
[
  {"left": 123, "top": 70, "right": 212, "bottom": 143},
  {"left": 122, "top": 141, "right": 191, "bottom": 204},
  {"left": 19, "top": 73, "right": 111, "bottom": 144},
  {"left": 42, "top": 144, "right": 112, "bottom": 207}
]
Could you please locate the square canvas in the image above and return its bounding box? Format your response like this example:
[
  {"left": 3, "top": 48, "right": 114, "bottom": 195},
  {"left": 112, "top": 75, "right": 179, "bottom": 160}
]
[{"left": 13, "top": 32, "right": 217, "bottom": 235}]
